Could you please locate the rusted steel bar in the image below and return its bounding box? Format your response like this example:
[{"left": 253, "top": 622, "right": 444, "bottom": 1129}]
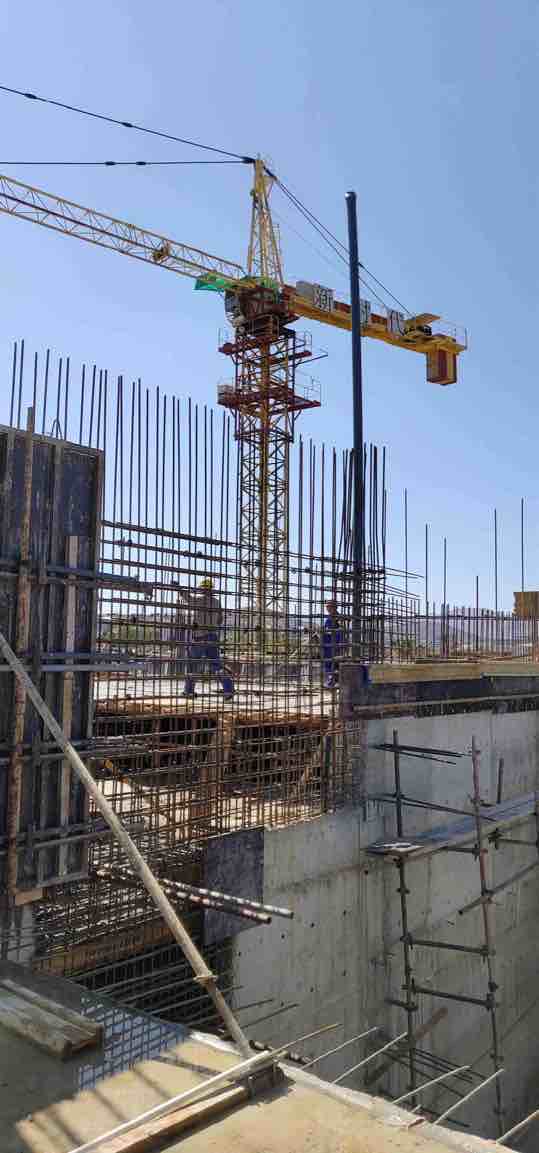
[
  {"left": 0, "top": 628, "right": 252, "bottom": 1058},
  {"left": 161, "top": 876, "right": 293, "bottom": 920}
]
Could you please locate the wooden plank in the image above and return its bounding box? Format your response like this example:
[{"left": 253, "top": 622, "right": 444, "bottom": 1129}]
[
  {"left": 14, "top": 885, "right": 43, "bottom": 906},
  {"left": 34, "top": 917, "right": 172, "bottom": 976},
  {"left": 0, "top": 978, "right": 103, "bottom": 1042},
  {"left": 367, "top": 790, "right": 537, "bottom": 860},
  {"left": 97, "top": 1084, "right": 248, "bottom": 1153},
  {"left": 293, "top": 725, "right": 329, "bottom": 800},
  {"left": 371, "top": 660, "right": 539, "bottom": 684},
  {"left": 58, "top": 534, "right": 78, "bottom": 878},
  {"left": 0, "top": 987, "right": 99, "bottom": 1059}
]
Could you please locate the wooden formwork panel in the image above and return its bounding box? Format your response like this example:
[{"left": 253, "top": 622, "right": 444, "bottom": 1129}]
[{"left": 0, "top": 427, "right": 102, "bottom": 895}]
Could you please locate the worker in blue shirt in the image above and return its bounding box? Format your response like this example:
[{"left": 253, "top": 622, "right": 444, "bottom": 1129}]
[{"left": 321, "top": 599, "right": 347, "bottom": 689}]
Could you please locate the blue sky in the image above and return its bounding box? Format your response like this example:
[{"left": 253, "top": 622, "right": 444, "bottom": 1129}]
[{"left": 1, "top": 0, "right": 538, "bottom": 607}]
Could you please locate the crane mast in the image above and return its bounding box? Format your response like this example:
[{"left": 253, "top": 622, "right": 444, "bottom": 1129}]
[{"left": 218, "top": 159, "right": 318, "bottom": 632}]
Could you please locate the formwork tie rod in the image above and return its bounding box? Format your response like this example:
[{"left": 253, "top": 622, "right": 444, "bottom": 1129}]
[
  {"left": 394, "top": 1063, "right": 470, "bottom": 1105},
  {"left": 302, "top": 1026, "right": 378, "bottom": 1069},
  {"left": 430, "top": 1067, "right": 504, "bottom": 1129},
  {"left": 496, "top": 1104, "right": 539, "bottom": 1145},
  {"left": 333, "top": 1031, "right": 408, "bottom": 1085},
  {"left": 0, "top": 629, "right": 251, "bottom": 1057}
]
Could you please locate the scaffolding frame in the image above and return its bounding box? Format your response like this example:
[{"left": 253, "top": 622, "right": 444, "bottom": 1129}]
[{"left": 364, "top": 730, "right": 536, "bottom": 1136}]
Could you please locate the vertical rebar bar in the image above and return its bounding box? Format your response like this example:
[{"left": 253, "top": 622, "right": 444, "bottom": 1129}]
[
  {"left": 393, "top": 729, "right": 417, "bottom": 1100},
  {"left": 64, "top": 356, "right": 70, "bottom": 442},
  {"left": 79, "top": 364, "right": 86, "bottom": 445},
  {"left": 9, "top": 341, "right": 17, "bottom": 428},
  {"left": 16, "top": 338, "right": 24, "bottom": 430},
  {"left": 41, "top": 348, "right": 50, "bottom": 436}
]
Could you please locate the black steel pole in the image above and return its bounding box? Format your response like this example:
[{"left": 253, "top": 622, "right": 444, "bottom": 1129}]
[
  {"left": 521, "top": 496, "right": 524, "bottom": 592},
  {"left": 346, "top": 191, "right": 364, "bottom": 659}
]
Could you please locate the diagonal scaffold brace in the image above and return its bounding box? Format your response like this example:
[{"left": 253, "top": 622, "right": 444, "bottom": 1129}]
[{"left": 0, "top": 628, "right": 251, "bottom": 1058}]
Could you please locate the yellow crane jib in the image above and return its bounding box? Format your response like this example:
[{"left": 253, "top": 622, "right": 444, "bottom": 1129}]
[{"left": 288, "top": 280, "right": 467, "bottom": 386}]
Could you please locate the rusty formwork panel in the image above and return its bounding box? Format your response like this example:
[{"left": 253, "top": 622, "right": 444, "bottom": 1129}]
[{"left": 0, "top": 424, "right": 103, "bottom": 898}]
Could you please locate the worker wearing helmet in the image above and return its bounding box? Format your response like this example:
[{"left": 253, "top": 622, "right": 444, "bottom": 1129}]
[
  {"left": 321, "top": 599, "right": 346, "bottom": 689},
  {"left": 178, "top": 577, "right": 234, "bottom": 699}
]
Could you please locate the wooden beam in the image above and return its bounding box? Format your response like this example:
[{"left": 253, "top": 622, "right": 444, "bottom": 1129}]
[
  {"left": 0, "top": 978, "right": 103, "bottom": 1042},
  {"left": 0, "top": 984, "right": 102, "bottom": 1059},
  {"left": 94, "top": 1085, "right": 248, "bottom": 1153}
]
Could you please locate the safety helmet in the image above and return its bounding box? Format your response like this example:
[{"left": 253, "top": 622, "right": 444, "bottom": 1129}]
[{"left": 199, "top": 578, "right": 214, "bottom": 590}]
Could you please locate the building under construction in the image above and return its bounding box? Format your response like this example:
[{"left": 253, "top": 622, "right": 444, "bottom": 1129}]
[
  {"left": 0, "top": 158, "right": 539, "bottom": 1151},
  {"left": 1, "top": 340, "right": 539, "bottom": 1152}
]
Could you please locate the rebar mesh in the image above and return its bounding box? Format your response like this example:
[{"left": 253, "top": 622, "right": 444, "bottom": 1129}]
[{"left": 4, "top": 340, "right": 537, "bottom": 1036}]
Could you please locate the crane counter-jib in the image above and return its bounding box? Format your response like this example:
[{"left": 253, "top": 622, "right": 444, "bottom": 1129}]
[{"left": 284, "top": 286, "right": 466, "bottom": 385}]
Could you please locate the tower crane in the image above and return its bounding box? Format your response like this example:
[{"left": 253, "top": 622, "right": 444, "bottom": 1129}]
[{"left": 0, "top": 162, "right": 466, "bottom": 620}]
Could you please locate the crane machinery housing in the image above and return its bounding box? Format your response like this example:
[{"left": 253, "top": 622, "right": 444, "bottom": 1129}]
[{"left": 0, "top": 159, "right": 466, "bottom": 623}]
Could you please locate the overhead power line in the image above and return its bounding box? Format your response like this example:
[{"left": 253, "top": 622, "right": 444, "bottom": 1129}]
[
  {"left": 0, "top": 83, "right": 254, "bottom": 163},
  {"left": 0, "top": 159, "right": 246, "bottom": 167},
  {"left": 0, "top": 81, "right": 410, "bottom": 314}
]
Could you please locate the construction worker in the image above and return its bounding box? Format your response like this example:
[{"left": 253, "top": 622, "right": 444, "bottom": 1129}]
[
  {"left": 179, "top": 578, "right": 234, "bottom": 699},
  {"left": 321, "top": 599, "right": 346, "bottom": 689}
]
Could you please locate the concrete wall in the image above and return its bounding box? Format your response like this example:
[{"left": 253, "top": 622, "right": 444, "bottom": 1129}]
[{"left": 229, "top": 701, "right": 539, "bottom": 1148}]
